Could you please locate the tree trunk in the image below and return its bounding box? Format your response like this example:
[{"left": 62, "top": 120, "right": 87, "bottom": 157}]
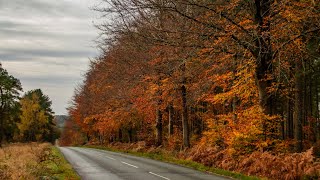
[
  {"left": 253, "top": 0, "right": 275, "bottom": 144},
  {"left": 86, "top": 133, "right": 90, "bottom": 143},
  {"left": 309, "top": 62, "right": 313, "bottom": 116},
  {"left": 254, "top": 0, "right": 273, "bottom": 116},
  {"left": 99, "top": 134, "right": 103, "bottom": 145},
  {"left": 0, "top": 124, "right": 2, "bottom": 147},
  {"left": 118, "top": 128, "right": 122, "bottom": 142},
  {"left": 0, "top": 111, "right": 3, "bottom": 147},
  {"left": 180, "top": 61, "right": 190, "bottom": 148},
  {"left": 281, "top": 118, "right": 285, "bottom": 140},
  {"left": 156, "top": 108, "right": 163, "bottom": 146},
  {"left": 286, "top": 98, "right": 294, "bottom": 139},
  {"left": 294, "top": 60, "right": 303, "bottom": 152},
  {"left": 316, "top": 85, "right": 320, "bottom": 141},
  {"left": 128, "top": 128, "right": 133, "bottom": 143},
  {"left": 155, "top": 77, "right": 163, "bottom": 146},
  {"left": 168, "top": 104, "right": 174, "bottom": 137},
  {"left": 182, "top": 84, "right": 190, "bottom": 148}
]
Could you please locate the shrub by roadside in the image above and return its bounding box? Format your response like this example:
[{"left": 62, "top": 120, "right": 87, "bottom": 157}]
[
  {"left": 182, "top": 144, "right": 320, "bottom": 180},
  {"left": 0, "top": 143, "right": 79, "bottom": 180}
]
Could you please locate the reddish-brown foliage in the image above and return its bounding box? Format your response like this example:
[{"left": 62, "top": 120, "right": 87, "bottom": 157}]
[
  {"left": 62, "top": 0, "right": 320, "bottom": 179},
  {"left": 183, "top": 145, "right": 320, "bottom": 180}
]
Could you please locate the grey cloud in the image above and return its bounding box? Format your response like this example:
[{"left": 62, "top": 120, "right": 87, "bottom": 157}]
[
  {"left": 0, "top": 0, "right": 93, "bottom": 19},
  {"left": 0, "top": 21, "right": 26, "bottom": 29},
  {"left": 0, "top": 48, "right": 97, "bottom": 60},
  {"left": 0, "top": 27, "right": 94, "bottom": 39},
  {"left": 0, "top": 0, "right": 100, "bottom": 114},
  {"left": 20, "top": 76, "right": 81, "bottom": 85}
]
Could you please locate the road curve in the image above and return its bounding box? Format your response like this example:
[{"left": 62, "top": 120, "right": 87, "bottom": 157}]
[{"left": 59, "top": 147, "right": 229, "bottom": 180}]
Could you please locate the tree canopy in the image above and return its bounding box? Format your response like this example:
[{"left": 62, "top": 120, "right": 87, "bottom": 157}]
[
  {"left": 0, "top": 65, "right": 59, "bottom": 145},
  {"left": 62, "top": 0, "right": 320, "bottom": 155},
  {"left": 0, "top": 64, "right": 22, "bottom": 146},
  {"left": 18, "top": 89, "right": 58, "bottom": 143}
]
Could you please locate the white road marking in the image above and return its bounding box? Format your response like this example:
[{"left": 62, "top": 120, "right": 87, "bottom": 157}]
[
  {"left": 121, "top": 161, "right": 139, "bottom": 168},
  {"left": 149, "top": 172, "right": 170, "bottom": 180},
  {"left": 105, "top": 156, "right": 116, "bottom": 160}
]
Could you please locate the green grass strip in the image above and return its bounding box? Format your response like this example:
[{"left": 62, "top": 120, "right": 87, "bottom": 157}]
[
  {"left": 83, "top": 145, "right": 262, "bottom": 180},
  {"left": 38, "top": 146, "right": 80, "bottom": 180}
]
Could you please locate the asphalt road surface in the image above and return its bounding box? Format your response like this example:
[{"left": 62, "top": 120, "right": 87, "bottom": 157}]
[{"left": 59, "top": 147, "right": 229, "bottom": 180}]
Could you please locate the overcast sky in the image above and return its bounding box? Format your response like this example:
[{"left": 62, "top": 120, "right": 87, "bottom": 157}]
[{"left": 0, "top": 0, "right": 101, "bottom": 115}]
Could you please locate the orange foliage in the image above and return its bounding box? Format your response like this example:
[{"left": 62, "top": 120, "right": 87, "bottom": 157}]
[{"left": 62, "top": 0, "right": 320, "bottom": 178}]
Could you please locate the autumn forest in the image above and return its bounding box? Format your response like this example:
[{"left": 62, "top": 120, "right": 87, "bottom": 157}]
[
  {"left": 62, "top": 0, "right": 320, "bottom": 179},
  {"left": 0, "top": 65, "right": 59, "bottom": 146}
]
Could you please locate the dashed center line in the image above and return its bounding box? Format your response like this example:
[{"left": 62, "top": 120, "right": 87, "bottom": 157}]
[
  {"left": 121, "top": 161, "right": 139, "bottom": 168},
  {"left": 105, "top": 156, "right": 116, "bottom": 160},
  {"left": 149, "top": 172, "right": 170, "bottom": 180}
]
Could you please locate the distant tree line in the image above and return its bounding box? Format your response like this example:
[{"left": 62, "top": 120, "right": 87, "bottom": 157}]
[{"left": 0, "top": 64, "right": 59, "bottom": 147}]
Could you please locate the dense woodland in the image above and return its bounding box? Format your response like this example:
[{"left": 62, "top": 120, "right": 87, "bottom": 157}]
[
  {"left": 0, "top": 64, "right": 58, "bottom": 146},
  {"left": 62, "top": 0, "right": 320, "bottom": 158}
]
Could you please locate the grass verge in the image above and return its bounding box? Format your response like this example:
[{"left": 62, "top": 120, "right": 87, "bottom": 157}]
[
  {"left": 83, "top": 145, "right": 261, "bottom": 180},
  {"left": 38, "top": 146, "right": 80, "bottom": 180},
  {"left": 0, "top": 143, "right": 79, "bottom": 180}
]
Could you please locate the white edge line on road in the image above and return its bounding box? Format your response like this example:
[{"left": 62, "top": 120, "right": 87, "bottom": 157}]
[
  {"left": 105, "top": 156, "right": 116, "bottom": 160},
  {"left": 121, "top": 161, "right": 139, "bottom": 168},
  {"left": 149, "top": 172, "right": 170, "bottom": 180}
]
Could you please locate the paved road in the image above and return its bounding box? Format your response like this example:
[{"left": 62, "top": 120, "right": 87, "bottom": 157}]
[{"left": 59, "top": 147, "right": 229, "bottom": 180}]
